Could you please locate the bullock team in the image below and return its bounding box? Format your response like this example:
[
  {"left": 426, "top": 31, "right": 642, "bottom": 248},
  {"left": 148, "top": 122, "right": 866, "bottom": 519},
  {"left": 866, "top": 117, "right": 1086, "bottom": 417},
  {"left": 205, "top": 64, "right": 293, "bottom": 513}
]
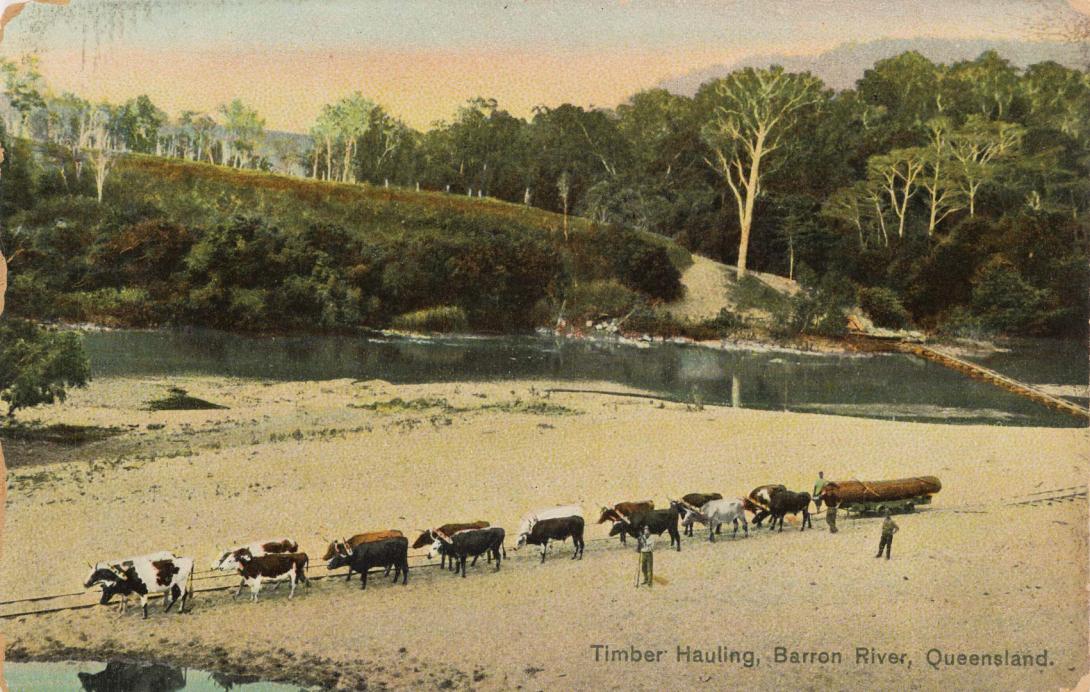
[{"left": 83, "top": 485, "right": 819, "bottom": 616}]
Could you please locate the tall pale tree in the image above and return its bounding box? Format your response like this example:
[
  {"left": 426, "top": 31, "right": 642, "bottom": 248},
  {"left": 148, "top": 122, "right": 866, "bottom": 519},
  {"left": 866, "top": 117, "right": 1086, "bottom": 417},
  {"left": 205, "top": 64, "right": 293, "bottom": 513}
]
[
  {"left": 948, "top": 115, "right": 1024, "bottom": 216},
  {"left": 919, "top": 118, "right": 964, "bottom": 235},
  {"left": 867, "top": 148, "right": 925, "bottom": 240},
  {"left": 699, "top": 67, "right": 826, "bottom": 277}
]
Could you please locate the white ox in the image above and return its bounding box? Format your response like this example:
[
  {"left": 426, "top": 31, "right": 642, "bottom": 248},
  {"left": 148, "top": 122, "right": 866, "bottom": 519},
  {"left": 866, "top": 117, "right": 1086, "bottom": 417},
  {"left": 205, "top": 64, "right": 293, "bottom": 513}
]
[
  {"left": 678, "top": 498, "right": 749, "bottom": 542},
  {"left": 83, "top": 552, "right": 194, "bottom": 618},
  {"left": 514, "top": 504, "right": 583, "bottom": 551},
  {"left": 85, "top": 551, "right": 177, "bottom": 584}
]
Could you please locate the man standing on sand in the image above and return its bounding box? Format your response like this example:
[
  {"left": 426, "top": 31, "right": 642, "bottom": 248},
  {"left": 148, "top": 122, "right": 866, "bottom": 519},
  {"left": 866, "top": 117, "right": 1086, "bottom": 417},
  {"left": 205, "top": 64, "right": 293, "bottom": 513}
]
[
  {"left": 824, "top": 489, "right": 839, "bottom": 534},
  {"left": 637, "top": 525, "right": 654, "bottom": 588},
  {"left": 813, "top": 471, "right": 827, "bottom": 511},
  {"left": 875, "top": 509, "right": 898, "bottom": 559}
]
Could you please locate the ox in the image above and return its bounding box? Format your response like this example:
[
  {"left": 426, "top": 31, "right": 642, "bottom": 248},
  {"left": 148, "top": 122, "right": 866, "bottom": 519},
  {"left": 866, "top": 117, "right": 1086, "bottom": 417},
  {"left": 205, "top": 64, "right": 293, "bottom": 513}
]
[
  {"left": 597, "top": 501, "right": 653, "bottom": 545},
  {"left": 211, "top": 538, "right": 298, "bottom": 570},
  {"left": 514, "top": 508, "right": 585, "bottom": 562},
  {"left": 608, "top": 508, "right": 682, "bottom": 551},
  {"left": 427, "top": 527, "right": 505, "bottom": 578},
  {"left": 328, "top": 537, "right": 409, "bottom": 590},
  {"left": 322, "top": 530, "right": 404, "bottom": 581},
  {"left": 514, "top": 505, "right": 582, "bottom": 558},
  {"left": 744, "top": 484, "right": 787, "bottom": 528},
  {"left": 412, "top": 522, "right": 490, "bottom": 571},
  {"left": 672, "top": 498, "right": 748, "bottom": 542},
  {"left": 769, "top": 489, "right": 813, "bottom": 532},
  {"left": 235, "top": 552, "right": 310, "bottom": 601},
  {"left": 84, "top": 553, "right": 194, "bottom": 619},
  {"left": 211, "top": 538, "right": 299, "bottom": 598},
  {"left": 676, "top": 493, "right": 724, "bottom": 536}
]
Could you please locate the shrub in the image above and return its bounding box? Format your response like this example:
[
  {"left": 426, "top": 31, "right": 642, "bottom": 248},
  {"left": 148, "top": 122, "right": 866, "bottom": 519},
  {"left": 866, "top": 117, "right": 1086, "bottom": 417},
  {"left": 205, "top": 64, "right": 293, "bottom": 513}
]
[
  {"left": 0, "top": 319, "right": 90, "bottom": 417},
  {"left": 773, "top": 273, "right": 855, "bottom": 338},
  {"left": 858, "top": 286, "right": 912, "bottom": 329},
  {"left": 391, "top": 306, "right": 469, "bottom": 333},
  {"left": 936, "top": 306, "right": 991, "bottom": 340},
  {"left": 61, "top": 288, "right": 156, "bottom": 326},
  {"left": 970, "top": 257, "right": 1048, "bottom": 335},
  {"left": 565, "top": 280, "right": 640, "bottom": 321},
  {"left": 732, "top": 274, "right": 791, "bottom": 314}
]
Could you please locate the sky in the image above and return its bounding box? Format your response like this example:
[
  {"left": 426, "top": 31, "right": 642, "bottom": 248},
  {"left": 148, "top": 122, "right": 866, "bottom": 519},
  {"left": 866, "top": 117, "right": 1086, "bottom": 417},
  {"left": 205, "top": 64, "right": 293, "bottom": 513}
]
[{"left": 0, "top": 0, "right": 1079, "bottom": 131}]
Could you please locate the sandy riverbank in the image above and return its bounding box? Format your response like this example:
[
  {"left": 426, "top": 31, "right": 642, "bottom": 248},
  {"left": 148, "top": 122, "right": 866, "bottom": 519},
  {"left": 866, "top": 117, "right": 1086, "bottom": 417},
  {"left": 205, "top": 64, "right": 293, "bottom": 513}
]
[{"left": 1, "top": 376, "right": 1087, "bottom": 690}]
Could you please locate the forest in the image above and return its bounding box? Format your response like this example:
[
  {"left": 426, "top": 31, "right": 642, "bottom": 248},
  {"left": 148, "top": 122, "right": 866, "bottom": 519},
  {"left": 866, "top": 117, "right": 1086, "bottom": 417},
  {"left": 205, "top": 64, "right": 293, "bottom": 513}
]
[{"left": 1, "top": 49, "right": 1087, "bottom": 338}]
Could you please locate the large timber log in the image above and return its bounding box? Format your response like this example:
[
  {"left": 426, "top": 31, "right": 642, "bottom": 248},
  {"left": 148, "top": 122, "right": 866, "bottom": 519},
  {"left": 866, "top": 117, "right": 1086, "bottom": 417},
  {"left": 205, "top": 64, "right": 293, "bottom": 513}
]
[{"left": 823, "top": 476, "right": 941, "bottom": 504}]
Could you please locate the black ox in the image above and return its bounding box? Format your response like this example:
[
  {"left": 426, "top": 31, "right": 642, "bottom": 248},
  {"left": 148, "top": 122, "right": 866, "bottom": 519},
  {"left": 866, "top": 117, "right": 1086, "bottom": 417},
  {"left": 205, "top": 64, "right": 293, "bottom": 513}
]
[
  {"left": 427, "top": 527, "right": 505, "bottom": 577},
  {"left": 769, "top": 489, "right": 813, "bottom": 531},
  {"left": 608, "top": 508, "right": 682, "bottom": 551},
  {"left": 328, "top": 537, "right": 409, "bottom": 590},
  {"left": 515, "top": 516, "right": 585, "bottom": 562}
]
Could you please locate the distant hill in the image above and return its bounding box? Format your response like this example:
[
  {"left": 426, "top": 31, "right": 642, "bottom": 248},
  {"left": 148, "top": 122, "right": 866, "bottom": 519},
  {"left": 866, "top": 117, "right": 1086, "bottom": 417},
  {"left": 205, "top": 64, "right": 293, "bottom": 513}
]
[{"left": 659, "top": 38, "right": 1086, "bottom": 95}]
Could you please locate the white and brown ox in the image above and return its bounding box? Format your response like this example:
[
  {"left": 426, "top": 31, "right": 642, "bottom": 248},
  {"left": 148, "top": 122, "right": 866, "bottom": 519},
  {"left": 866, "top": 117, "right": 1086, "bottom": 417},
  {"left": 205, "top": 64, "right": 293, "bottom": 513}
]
[
  {"left": 210, "top": 538, "right": 299, "bottom": 571},
  {"left": 83, "top": 552, "right": 194, "bottom": 619},
  {"left": 234, "top": 552, "right": 310, "bottom": 601}
]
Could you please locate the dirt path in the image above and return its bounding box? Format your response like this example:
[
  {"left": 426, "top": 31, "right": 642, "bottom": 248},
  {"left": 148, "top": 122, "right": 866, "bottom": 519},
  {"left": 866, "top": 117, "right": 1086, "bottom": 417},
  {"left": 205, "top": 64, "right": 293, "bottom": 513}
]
[
  {"left": 1, "top": 377, "right": 1086, "bottom": 690},
  {"left": 665, "top": 254, "right": 798, "bottom": 322}
]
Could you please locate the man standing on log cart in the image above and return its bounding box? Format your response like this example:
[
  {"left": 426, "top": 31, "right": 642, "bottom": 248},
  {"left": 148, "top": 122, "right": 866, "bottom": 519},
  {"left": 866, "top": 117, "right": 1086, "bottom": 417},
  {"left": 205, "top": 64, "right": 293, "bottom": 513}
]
[
  {"left": 813, "top": 471, "right": 827, "bottom": 511},
  {"left": 875, "top": 509, "right": 898, "bottom": 559}
]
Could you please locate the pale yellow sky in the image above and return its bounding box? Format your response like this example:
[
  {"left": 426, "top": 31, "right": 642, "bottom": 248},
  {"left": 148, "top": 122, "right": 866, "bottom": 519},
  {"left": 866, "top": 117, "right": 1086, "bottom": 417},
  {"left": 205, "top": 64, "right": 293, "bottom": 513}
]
[{"left": 0, "top": 1, "right": 1071, "bottom": 131}]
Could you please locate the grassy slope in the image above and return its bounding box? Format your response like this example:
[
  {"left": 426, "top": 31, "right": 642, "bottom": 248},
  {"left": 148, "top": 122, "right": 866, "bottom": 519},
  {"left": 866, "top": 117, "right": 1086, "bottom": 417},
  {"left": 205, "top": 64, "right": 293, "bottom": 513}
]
[
  {"left": 112, "top": 155, "right": 693, "bottom": 271},
  {"left": 665, "top": 254, "right": 799, "bottom": 322}
]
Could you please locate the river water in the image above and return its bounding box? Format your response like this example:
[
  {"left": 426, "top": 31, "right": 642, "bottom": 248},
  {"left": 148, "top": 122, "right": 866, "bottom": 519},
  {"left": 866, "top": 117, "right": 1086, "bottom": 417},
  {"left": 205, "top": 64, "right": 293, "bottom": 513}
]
[
  {"left": 3, "top": 660, "right": 302, "bottom": 691},
  {"left": 80, "top": 329, "right": 1086, "bottom": 428}
]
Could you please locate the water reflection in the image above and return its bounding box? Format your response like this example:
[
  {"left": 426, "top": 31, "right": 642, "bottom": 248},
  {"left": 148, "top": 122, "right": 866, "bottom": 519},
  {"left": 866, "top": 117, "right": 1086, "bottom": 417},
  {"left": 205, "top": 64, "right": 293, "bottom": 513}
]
[
  {"left": 77, "top": 661, "right": 184, "bottom": 691},
  {"left": 80, "top": 329, "right": 1084, "bottom": 427},
  {"left": 4, "top": 660, "right": 304, "bottom": 691}
]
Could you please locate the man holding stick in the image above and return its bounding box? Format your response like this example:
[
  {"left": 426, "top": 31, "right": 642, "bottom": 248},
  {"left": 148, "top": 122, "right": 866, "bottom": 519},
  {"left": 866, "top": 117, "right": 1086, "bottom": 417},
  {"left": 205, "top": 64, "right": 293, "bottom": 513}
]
[{"left": 636, "top": 525, "right": 654, "bottom": 588}]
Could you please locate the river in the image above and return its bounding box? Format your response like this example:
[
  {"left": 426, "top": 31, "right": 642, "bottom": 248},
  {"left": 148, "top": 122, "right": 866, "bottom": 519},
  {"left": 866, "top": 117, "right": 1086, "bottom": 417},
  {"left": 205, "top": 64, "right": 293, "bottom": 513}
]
[
  {"left": 3, "top": 660, "right": 302, "bottom": 691},
  {"left": 80, "top": 329, "right": 1086, "bottom": 428}
]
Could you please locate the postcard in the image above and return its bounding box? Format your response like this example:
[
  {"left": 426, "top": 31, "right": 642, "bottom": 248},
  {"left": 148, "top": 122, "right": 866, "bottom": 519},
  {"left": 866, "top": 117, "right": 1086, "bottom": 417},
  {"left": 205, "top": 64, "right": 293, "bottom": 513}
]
[{"left": 0, "top": 1, "right": 1086, "bottom": 690}]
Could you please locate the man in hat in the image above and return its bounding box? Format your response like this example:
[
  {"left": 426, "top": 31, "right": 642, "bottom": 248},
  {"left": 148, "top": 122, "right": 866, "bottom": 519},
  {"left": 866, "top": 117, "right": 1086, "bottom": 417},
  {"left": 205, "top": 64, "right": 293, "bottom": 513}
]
[
  {"left": 636, "top": 525, "right": 654, "bottom": 587},
  {"left": 875, "top": 509, "right": 898, "bottom": 559},
  {"left": 824, "top": 489, "right": 839, "bottom": 534}
]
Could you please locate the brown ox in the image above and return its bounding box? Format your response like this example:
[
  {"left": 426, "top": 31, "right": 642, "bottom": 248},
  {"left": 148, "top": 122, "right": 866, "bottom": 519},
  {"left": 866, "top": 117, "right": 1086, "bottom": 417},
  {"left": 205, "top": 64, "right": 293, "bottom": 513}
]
[
  {"left": 597, "top": 501, "right": 654, "bottom": 545},
  {"left": 322, "top": 530, "right": 405, "bottom": 582},
  {"left": 412, "top": 522, "right": 490, "bottom": 571},
  {"left": 743, "top": 485, "right": 787, "bottom": 527}
]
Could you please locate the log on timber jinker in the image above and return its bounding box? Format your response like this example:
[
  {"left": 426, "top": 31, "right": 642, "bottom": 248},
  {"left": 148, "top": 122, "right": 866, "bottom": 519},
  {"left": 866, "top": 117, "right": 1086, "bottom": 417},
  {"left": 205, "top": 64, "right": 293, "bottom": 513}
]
[{"left": 823, "top": 476, "right": 941, "bottom": 514}]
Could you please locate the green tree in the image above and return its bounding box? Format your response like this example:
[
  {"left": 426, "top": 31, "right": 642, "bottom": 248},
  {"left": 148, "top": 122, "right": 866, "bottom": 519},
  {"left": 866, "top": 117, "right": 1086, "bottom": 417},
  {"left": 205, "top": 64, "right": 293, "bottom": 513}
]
[
  {"left": 0, "top": 55, "right": 46, "bottom": 137},
  {"left": 698, "top": 66, "right": 827, "bottom": 277},
  {"left": 866, "top": 147, "right": 925, "bottom": 240},
  {"left": 947, "top": 115, "right": 1024, "bottom": 217},
  {"left": 218, "top": 99, "right": 265, "bottom": 168},
  {"left": 919, "top": 118, "right": 964, "bottom": 235},
  {"left": 0, "top": 319, "right": 90, "bottom": 417}
]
